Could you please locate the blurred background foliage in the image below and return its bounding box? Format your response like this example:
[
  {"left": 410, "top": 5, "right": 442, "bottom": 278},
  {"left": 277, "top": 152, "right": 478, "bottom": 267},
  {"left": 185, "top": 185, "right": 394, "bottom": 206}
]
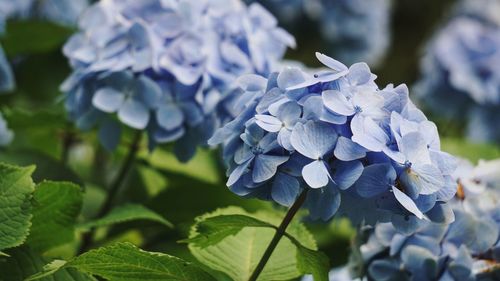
[{"left": 0, "top": 0, "right": 499, "bottom": 277}]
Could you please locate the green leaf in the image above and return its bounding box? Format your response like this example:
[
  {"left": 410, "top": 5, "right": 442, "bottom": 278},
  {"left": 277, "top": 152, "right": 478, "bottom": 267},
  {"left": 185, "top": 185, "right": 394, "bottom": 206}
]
[
  {"left": 185, "top": 214, "right": 276, "bottom": 247},
  {"left": 288, "top": 236, "right": 330, "bottom": 281},
  {"left": 188, "top": 207, "right": 319, "bottom": 281},
  {"left": 0, "top": 246, "right": 95, "bottom": 281},
  {"left": 26, "top": 181, "right": 83, "bottom": 253},
  {"left": 78, "top": 204, "right": 173, "bottom": 230},
  {"left": 27, "top": 242, "right": 216, "bottom": 281},
  {"left": 0, "top": 163, "right": 35, "bottom": 251},
  {"left": 1, "top": 20, "right": 73, "bottom": 56}
]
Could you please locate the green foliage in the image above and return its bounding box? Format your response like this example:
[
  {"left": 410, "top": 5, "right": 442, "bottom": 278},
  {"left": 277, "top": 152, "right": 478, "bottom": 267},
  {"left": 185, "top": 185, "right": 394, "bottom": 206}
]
[
  {"left": 27, "top": 242, "right": 216, "bottom": 281},
  {"left": 27, "top": 181, "right": 83, "bottom": 253},
  {"left": 78, "top": 204, "right": 173, "bottom": 230},
  {"left": 187, "top": 207, "right": 328, "bottom": 281},
  {"left": 0, "top": 163, "right": 35, "bottom": 251},
  {"left": 0, "top": 247, "right": 95, "bottom": 281},
  {"left": 441, "top": 138, "right": 500, "bottom": 162},
  {"left": 0, "top": 149, "right": 83, "bottom": 184},
  {"left": 1, "top": 20, "right": 73, "bottom": 56},
  {"left": 185, "top": 214, "right": 276, "bottom": 247}
]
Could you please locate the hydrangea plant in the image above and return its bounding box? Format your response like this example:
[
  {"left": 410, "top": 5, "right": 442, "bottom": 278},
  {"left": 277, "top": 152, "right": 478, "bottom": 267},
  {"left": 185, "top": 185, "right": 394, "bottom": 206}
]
[
  {"left": 342, "top": 158, "right": 500, "bottom": 281},
  {"left": 416, "top": 0, "right": 500, "bottom": 143},
  {"left": 61, "top": 0, "right": 295, "bottom": 160},
  {"left": 210, "top": 52, "right": 457, "bottom": 230}
]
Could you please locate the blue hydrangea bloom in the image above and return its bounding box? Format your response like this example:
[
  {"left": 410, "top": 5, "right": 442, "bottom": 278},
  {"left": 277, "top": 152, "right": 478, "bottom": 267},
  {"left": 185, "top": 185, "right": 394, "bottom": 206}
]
[
  {"left": 0, "top": 112, "right": 13, "bottom": 146},
  {"left": 61, "top": 0, "right": 295, "bottom": 160},
  {"left": 210, "top": 52, "right": 456, "bottom": 226},
  {"left": 416, "top": 0, "right": 500, "bottom": 143},
  {"left": 0, "top": 0, "right": 88, "bottom": 29},
  {"left": 344, "top": 158, "right": 500, "bottom": 281}
]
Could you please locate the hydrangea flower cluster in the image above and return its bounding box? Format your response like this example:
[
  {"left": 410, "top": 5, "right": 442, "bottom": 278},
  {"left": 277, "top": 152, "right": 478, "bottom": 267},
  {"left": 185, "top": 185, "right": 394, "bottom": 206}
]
[
  {"left": 247, "top": 0, "right": 392, "bottom": 66},
  {"left": 210, "top": 52, "right": 457, "bottom": 228},
  {"left": 347, "top": 158, "right": 500, "bottom": 281},
  {"left": 416, "top": 0, "right": 500, "bottom": 143},
  {"left": 0, "top": 0, "right": 88, "bottom": 30},
  {"left": 61, "top": 0, "right": 295, "bottom": 160}
]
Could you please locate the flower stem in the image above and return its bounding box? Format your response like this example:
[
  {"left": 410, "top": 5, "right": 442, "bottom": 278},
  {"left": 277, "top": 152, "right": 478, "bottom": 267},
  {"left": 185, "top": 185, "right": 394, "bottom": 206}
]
[
  {"left": 78, "top": 131, "right": 142, "bottom": 254},
  {"left": 248, "top": 189, "right": 309, "bottom": 281},
  {"left": 61, "top": 123, "right": 76, "bottom": 165}
]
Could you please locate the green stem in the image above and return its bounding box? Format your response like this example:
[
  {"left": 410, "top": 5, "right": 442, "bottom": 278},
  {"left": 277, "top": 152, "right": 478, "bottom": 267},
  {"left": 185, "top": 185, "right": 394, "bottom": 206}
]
[
  {"left": 78, "top": 131, "right": 142, "bottom": 254},
  {"left": 60, "top": 123, "right": 76, "bottom": 165},
  {"left": 247, "top": 189, "right": 309, "bottom": 281}
]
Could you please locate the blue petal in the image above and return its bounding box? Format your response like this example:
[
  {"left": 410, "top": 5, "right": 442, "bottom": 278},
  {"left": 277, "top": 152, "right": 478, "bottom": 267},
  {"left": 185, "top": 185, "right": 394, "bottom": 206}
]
[
  {"left": 368, "top": 259, "right": 402, "bottom": 281},
  {"left": 118, "top": 98, "right": 150, "bottom": 129},
  {"left": 414, "top": 193, "right": 437, "bottom": 213},
  {"left": 156, "top": 103, "right": 184, "bottom": 131},
  {"left": 227, "top": 159, "right": 252, "bottom": 186},
  {"left": 277, "top": 67, "right": 306, "bottom": 90},
  {"left": 92, "top": 87, "right": 125, "bottom": 113},
  {"left": 271, "top": 173, "right": 300, "bottom": 206},
  {"left": 400, "top": 164, "right": 444, "bottom": 196},
  {"left": 331, "top": 160, "right": 363, "bottom": 190},
  {"left": 252, "top": 154, "right": 289, "bottom": 183},
  {"left": 98, "top": 119, "right": 121, "bottom": 151},
  {"left": 322, "top": 90, "right": 355, "bottom": 116},
  {"left": 351, "top": 115, "right": 389, "bottom": 151},
  {"left": 302, "top": 160, "right": 331, "bottom": 188},
  {"left": 237, "top": 74, "right": 267, "bottom": 92},
  {"left": 315, "top": 52, "right": 348, "bottom": 72},
  {"left": 277, "top": 128, "right": 293, "bottom": 151},
  {"left": 334, "top": 136, "right": 367, "bottom": 161},
  {"left": 347, "top": 62, "right": 372, "bottom": 85},
  {"left": 135, "top": 75, "right": 162, "bottom": 109},
  {"left": 276, "top": 101, "right": 301, "bottom": 126},
  {"left": 391, "top": 214, "right": 422, "bottom": 235},
  {"left": 255, "top": 114, "right": 282, "bottom": 132},
  {"left": 401, "top": 245, "right": 437, "bottom": 277},
  {"left": 234, "top": 145, "right": 254, "bottom": 165},
  {"left": 356, "top": 163, "right": 396, "bottom": 198},
  {"left": 290, "top": 121, "right": 338, "bottom": 159},
  {"left": 399, "top": 132, "right": 431, "bottom": 164},
  {"left": 306, "top": 184, "right": 341, "bottom": 220},
  {"left": 391, "top": 186, "right": 425, "bottom": 219},
  {"left": 426, "top": 202, "right": 455, "bottom": 224}
]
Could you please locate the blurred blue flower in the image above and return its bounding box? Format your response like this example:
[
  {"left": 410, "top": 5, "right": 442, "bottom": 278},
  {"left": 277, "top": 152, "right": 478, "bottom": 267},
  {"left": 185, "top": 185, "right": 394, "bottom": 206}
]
[
  {"left": 0, "top": 0, "right": 87, "bottom": 29},
  {"left": 211, "top": 52, "right": 456, "bottom": 226},
  {"left": 343, "top": 158, "right": 500, "bottom": 281},
  {"left": 62, "top": 0, "right": 294, "bottom": 159},
  {"left": 416, "top": 0, "right": 500, "bottom": 143},
  {"left": 0, "top": 45, "right": 14, "bottom": 92},
  {"left": 0, "top": 112, "right": 13, "bottom": 146},
  {"left": 247, "top": 0, "right": 392, "bottom": 66}
]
